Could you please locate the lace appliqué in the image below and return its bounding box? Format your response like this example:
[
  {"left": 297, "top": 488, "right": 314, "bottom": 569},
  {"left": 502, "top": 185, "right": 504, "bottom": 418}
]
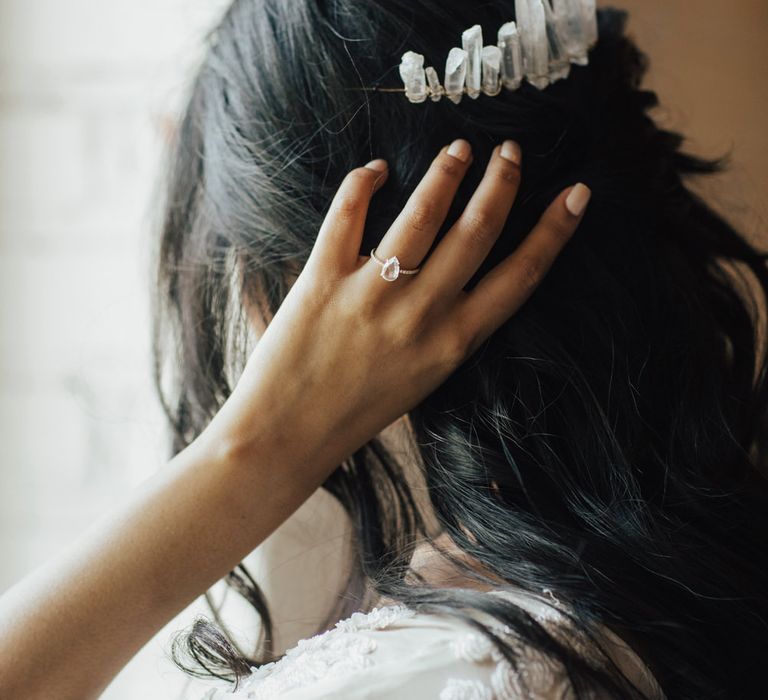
[
  {"left": 445, "top": 629, "right": 575, "bottom": 700},
  {"left": 200, "top": 604, "right": 416, "bottom": 699},
  {"left": 334, "top": 602, "right": 416, "bottom": 633},
  {"left": 442, "top": 590, "right": 584, "bottom": 700}
]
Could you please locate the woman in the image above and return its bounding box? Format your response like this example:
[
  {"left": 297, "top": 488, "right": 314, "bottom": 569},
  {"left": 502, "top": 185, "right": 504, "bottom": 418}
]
[{"left": 1, "top": 1, "right": 767, "bottom": 698}]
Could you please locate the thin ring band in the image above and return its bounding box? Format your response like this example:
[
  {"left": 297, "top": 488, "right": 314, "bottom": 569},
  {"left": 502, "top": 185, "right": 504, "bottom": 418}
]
[{"left": 369, "top": 247, "right": 421, "bottom": 282}]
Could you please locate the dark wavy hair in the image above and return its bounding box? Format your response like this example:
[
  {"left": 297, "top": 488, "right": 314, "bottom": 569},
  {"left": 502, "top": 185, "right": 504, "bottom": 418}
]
[{"left": 150, "top": 1, "right": 768, "bottom": 697}]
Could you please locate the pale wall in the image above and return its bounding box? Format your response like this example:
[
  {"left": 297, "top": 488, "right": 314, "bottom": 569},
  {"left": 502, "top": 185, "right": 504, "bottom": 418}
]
[{"left": 0, "top": 1, "right": 765, "bottom": 698}]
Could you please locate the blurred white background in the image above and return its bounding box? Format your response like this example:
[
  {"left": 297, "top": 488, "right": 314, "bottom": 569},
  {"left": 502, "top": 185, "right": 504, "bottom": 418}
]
[
  {"left": 0, "top": 0, "right": 765, "bottom": 698},
  {"left": 0, "top": 1, "right": 236, "bottom": 697},
  {"left": 0, "top": 0, "right": 355, "bottom": 698}
]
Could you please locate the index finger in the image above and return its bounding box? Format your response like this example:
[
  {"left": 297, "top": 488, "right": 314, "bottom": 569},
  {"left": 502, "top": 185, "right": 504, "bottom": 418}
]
[
  {"left": 308, "top": 160, "right": 390, "bottom": 275},
  {"left": 458, "top": 183, "right": 591, "bottom": 347}
]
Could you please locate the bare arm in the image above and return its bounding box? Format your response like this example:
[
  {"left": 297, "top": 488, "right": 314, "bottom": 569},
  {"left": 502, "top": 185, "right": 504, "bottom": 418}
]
[
  {"left": 0, "top": 425, "right": 332, "bottom": 699},
  {"left": 0, "top": 140, "right": 590, "bottom": 699}
]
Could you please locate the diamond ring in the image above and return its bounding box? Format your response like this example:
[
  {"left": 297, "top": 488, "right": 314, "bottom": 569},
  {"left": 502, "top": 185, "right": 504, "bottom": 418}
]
[{"left": 369, "top": 247, "right": 422, "bottom": 282}]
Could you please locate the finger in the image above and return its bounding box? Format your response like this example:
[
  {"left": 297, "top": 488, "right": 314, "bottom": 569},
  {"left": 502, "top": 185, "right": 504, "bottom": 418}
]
[
  {"left": 309, "top": 160, "right": 389, "bottom": 274},
  {"left": 459, "top": 183, "right": 591, "bottom": 346},
  {"left": 373, "top": 139, "right": 473, "bottom": 274},
  {"left": 418, "top": 140, "right": 522, "bottom": 297}
]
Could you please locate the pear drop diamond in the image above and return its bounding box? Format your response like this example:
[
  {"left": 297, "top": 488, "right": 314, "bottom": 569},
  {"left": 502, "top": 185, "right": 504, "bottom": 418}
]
[{"left": 381, "top": 256, "right": 401, "bottom": 282}]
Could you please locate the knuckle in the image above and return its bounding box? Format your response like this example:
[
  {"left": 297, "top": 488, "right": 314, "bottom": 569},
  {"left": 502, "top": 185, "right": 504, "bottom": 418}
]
[
  {"left": 332, "top": 193, "right": 361, "bottom": 221},
  {"left": 393, "top": 296, "right": 431, "bottom": 337},
  {"left": 354, "top": 282, "right": 377, "bottom": 313},
  {"left": 492, "top": 160, "right": 522, "bottom": 185},
  {"left": 439, "top": 329, "right": 472, "bottom": 369},
  {"left": 517, "top": 254, "right": 544, "bottom": 292},
  {"left": 333, "top": 169, "right": 375, "bottom": 214},
  {"left": 546, "top": 213, "right": 575, "bottom": 244},
  {"left": 433, "top": 155, "right": 463, "bottom": 179},
  {"left": 544, "top": 209, "right": 574, "bottom": 244},
  {"left": 385, "top": 317, "right": 419, "bottom": 353},
  {"left": 463, "top": 211, "right": 496, "bottom": 247},
  {"left": 405, "top": 201, "right": 436, "bottom": 233}
]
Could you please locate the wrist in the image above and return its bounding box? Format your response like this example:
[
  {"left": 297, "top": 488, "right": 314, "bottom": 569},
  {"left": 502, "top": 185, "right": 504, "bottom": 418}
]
[
  {"left": 189, "top": 355, "right": 356, "bottom": 485},
  {"left": 191, "top": 401, "right": 339, "bottom": 492}
]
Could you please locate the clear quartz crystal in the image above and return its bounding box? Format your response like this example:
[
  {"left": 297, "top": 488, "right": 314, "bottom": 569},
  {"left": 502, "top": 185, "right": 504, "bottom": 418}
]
[
  {"left": 444, "top": 47, "right": 468, "bottom": 104},
  {"left": 481, "top": 46, "right": 502, "bottom": 96},
  {"left": 498, "top": 22, "right": 523, "bottom": 90},
  {"left": 515, "top": 0, "right": 550, "bottom": 89},
  {"left": 462, "top": 25, "right": 483, "bottom": 99},
  {"left": 554, "top": 0, "right": 588, "bottom": 64},
  {"left": 543, "top": 0, "right": 571, "bottom": 81},
  {"left": 398, "top": 51, "right": 428, "bottom": 103},
  {"left": 425, "top": 66, "right": 444, "bottom": 101}
]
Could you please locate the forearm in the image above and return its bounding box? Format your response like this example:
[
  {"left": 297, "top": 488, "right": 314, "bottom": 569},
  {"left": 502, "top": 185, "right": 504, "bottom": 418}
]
[{"left": 0, "top": 417, "right": 334, "bottom": 700}]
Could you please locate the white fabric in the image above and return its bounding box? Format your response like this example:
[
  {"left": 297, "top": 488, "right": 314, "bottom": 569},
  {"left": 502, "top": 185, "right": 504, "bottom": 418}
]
[{"left": 197, "top": 587, "right": 665, "bottom": 700}]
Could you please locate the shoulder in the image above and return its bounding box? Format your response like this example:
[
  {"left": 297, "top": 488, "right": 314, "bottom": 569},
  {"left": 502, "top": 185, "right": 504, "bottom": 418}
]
[{"left": 197, "top": 590, "right": 660, "bottom": 700}]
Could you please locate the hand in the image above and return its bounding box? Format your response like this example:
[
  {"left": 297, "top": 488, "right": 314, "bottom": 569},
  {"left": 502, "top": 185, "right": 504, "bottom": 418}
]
[
  {"left": 0, "top": 140, "right": 589, "bottom": 700},
  {"left": 203, "top": 139, "right": 591, "bottom": 478}
]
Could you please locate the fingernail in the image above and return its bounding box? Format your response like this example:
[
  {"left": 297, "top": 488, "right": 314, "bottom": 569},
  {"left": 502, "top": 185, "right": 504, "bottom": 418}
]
[
  {"left": 447, "top": 139, "right": 472, "bottom": 163},
  {"left": 500, "top": 140, "right": 521, "bottom": 165},
  {"left": 565, "top": 183, "right": 592, "bottom": 216},
  {"left": 365, "top": 159, "right": 388, "bottom": 173}
]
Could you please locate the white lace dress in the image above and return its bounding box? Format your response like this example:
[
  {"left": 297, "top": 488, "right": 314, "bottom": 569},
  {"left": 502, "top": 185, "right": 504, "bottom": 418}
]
[{"left": 197, "top": 586, "right": 665, "bottom": 700}]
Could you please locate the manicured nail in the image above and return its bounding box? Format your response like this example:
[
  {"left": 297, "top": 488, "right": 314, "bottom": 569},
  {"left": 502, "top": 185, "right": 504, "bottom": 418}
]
[
  {"left": 447, "top": 139, "right": 472, "bottom": 163},
  {"left": 565, "top": 183, "right": 592, "bottom": 216},
  {"left": 365, "top": 159, "right": 388, "bottom": 173},
  {"left": 500, "top": 140, "right": 521, "bottom": 165}
]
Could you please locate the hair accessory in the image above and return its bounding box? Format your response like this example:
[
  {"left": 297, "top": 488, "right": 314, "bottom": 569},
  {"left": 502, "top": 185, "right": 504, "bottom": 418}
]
[
  {"left": 369, "top": 248, "right": 422, "bottom": 282},
  {"left": 397, "top": 0, "right": 597, "bottom": 103}
]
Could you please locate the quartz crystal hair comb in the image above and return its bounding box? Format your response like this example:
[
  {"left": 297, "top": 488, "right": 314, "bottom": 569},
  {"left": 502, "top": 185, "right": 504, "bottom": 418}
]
[{"left": 395, "top": 0, "right": 597, "bottom": 104}]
